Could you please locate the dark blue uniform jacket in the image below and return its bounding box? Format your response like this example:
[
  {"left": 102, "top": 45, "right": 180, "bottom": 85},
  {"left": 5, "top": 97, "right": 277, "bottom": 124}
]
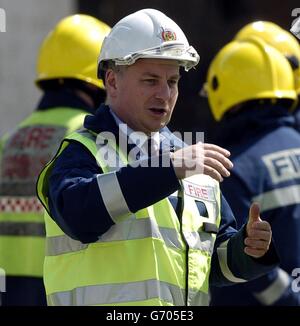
[{"left": 210, "top": 104, "right": 300, "bottom": 306}]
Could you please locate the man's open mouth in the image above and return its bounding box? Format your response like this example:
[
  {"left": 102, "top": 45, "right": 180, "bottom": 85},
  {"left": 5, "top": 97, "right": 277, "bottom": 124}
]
[{"left": 149, "top": 108, "right": 167, "bottom": 115}]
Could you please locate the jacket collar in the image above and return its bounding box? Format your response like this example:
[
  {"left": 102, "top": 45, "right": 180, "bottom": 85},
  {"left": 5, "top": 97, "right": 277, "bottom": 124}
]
[
  {"left": 84, "top": 104, "right": 184, "bottom": 152},
  {"left": 36, "top": 89, "right": 95, "bottom": 114},
  {"left": 214, "top": 104, "right": 297, "bottom": 147}
]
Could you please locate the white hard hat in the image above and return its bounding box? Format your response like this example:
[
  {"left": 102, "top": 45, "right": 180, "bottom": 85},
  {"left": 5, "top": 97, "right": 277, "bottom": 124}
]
[
  {"left": 291, "top": 16, "right": 300, "bottom": 40},
  {"left": 98, "top": 8, "right": 200, "bottom": 73}
]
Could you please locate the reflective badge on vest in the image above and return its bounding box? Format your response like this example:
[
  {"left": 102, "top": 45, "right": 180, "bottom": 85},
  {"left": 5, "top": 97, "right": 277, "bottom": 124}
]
[
  {"left": 183, "top": 180, "right": 215, "bottom": 202},
  {"left": 0, "top": 125, "right": 67, "bottom": 196}
]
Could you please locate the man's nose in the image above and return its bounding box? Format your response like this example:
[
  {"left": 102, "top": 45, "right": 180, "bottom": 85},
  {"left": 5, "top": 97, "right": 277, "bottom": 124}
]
[{"left": 155, "top": 82, "right": 171, "bottom": 101}]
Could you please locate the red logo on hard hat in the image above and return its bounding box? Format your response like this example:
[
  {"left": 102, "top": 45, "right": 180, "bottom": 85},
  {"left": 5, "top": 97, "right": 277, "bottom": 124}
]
[{"left": 161, "top": 29, "right": 177, "bottom": 41}]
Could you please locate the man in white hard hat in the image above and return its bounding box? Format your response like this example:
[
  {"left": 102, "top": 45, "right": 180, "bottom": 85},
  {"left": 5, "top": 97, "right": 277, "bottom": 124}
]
[{"left": 37, "top": 9, "right": 277, "bottom": 306}]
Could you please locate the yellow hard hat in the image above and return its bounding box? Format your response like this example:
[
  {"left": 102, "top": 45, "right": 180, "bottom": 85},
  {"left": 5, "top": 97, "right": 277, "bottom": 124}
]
[
  {"left": 36, "top": 14, "right": 111, "bottom": 89},
  {"left": 235, "top": 21, "right": 300, "bottom": 94},
  {"left": 206, "top": 37, "right": 297, "bottom": 121}
]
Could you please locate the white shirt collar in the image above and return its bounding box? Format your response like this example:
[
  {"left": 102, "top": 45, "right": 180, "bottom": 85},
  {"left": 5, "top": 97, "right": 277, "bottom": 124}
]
[{"left": 110, "top": 109, "right": 160, "bottom": 155}]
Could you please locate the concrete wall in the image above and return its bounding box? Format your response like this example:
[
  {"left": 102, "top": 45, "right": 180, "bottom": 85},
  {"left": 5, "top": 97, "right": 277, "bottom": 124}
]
[{"left": 0, "top": 0, "right": 74, "bottom": 137}]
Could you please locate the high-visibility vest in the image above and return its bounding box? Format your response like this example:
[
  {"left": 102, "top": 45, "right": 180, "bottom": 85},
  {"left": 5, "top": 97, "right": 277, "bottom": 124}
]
[
  {"left": 37, "top": 129, "right": 221, "bottom": 306},
  {"left": 0, "top": 107, "right": 87, "bottom": 278}
]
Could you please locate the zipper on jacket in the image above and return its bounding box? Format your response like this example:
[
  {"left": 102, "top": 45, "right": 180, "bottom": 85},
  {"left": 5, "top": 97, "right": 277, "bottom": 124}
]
[{"left": 177, "top": 183, "right": 189, "bottom": 306}]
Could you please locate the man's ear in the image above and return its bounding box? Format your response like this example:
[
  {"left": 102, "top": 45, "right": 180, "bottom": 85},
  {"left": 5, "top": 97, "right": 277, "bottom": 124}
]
[{"left": 105, "top": 69, "right": 118, "bottom": 97}]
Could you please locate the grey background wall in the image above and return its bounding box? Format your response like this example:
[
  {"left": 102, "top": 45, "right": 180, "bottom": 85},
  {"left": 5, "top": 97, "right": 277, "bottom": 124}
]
[{"left": 0, "top": 0, "right": 74, "bottom": 137}]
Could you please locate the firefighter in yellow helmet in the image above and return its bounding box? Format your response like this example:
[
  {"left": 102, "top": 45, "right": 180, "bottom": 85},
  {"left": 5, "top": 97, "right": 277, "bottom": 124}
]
[
  {"left": 235, "top": 21, "right": 300, "bottom": 131},
  {"left": 205, "top": 37, "right": 300, "bottom": 306},
  {"left": 0, "top": 14, "right": 110, "bottom": 305}
]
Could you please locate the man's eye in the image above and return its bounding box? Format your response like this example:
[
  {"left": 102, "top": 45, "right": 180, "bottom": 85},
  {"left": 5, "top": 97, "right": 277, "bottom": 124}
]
[
  {"left": 143, "top": 79, "right": 156, "bottom": 84},
  {"left": 168, "top": 80, "right": 178, "bottom": 86}
]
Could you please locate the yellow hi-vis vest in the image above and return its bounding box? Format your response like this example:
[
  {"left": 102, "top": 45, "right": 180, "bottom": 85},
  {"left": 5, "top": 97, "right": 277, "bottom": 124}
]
[
  {"left": 0, "top": 108, "right": 87, "bottom": 278},
  {"left": 37, "top": 129, "right": 221, "bottom": 306}
]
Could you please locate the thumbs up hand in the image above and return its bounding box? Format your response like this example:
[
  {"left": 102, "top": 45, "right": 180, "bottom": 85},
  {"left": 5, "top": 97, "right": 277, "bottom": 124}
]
[{"left": 244, "top": 203, "right": 272, "bottom": 258}]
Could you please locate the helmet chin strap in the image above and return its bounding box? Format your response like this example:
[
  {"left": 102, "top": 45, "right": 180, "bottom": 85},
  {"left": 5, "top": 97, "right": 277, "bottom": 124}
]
[
  {"left": 74, "top": 85, "right": 106, "bottom": 110},
  {"left": 74, "top": 89, "right": 95, "bottom": 108}
]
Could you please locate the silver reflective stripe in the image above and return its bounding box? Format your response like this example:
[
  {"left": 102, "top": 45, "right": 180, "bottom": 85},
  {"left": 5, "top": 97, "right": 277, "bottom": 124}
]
[
  {"left": 48, "top": 279, "right": 185, "bottom": 306},
  {"left": 198, "top": 232, "right": 214, "bottom": 254},
  {"left": 46, "top": 218, "right": 183, "bottom": 256},
  {"left": 46, "top": 236, "right": 88, "bottom": 256},
  {"left": 253, "top": 269, "right": 290, "bottom": 305},
  {"left": 98, "top": 218, "right": 183, "bottom": 250},
  {"left": 96, "top": 172, "right": 131, "bottom": 223},
  {"left": 184, "top": 231, "right": 214, "bottom": 254},
  {"left": 217, "top": 239, "right": 247, "bottom": 283},
  {"left": 188, "top": 288, "right": 209, "bottom": 306},
  {"left": 0, "top": 267, "right": 6, "bottom": 293},
  {"left": 0, "top": 221, "right": 45, "bottom": 237},
  {"left": 158, "top": 226, "right": 183, "bottom": 250},
  {"left": 252, "top": 185, "right": 300, "bottom": 213}
]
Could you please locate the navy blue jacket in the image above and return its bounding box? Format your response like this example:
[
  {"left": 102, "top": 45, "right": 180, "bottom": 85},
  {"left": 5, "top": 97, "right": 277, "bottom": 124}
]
[
  {"left": 295, "top": 107, "right": 300, "bottom": 132},
  {"left": 210, "top": 104, "right": 300, "bottom": 306},
  {"left": 46, "top": 104, "right": 278, "bottom": 291}
]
